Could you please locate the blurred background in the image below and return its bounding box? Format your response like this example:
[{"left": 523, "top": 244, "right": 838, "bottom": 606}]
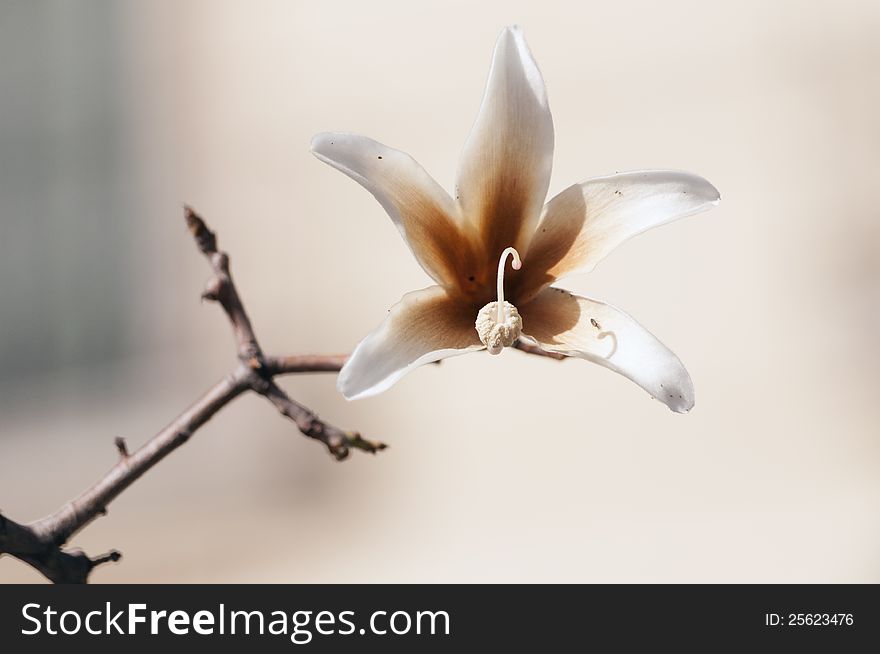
[{"left": 1, "top": 0, "right": 879, "bottom": 582}]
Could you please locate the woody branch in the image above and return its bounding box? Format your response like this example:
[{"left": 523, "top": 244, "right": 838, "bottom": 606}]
[
  {"left": 0, "top": 208, "right": 384, "bottom": 583},
  {"left": 0, "top": 208, "right": 563, "bottom": 584}
]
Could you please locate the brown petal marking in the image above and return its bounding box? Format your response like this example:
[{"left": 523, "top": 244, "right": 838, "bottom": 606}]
[
  {"left": 399, "top": 287, "right": 485, "bottom": 350},
  {"left": 389, "top": 179, "right": 490, "bottom": 302},
  {"left": 472, "top": 146, "right": 541, "bottom": 263},
  {"left": 457, "top": 28, "right": 554, "bottom": 274},
  {"left": 517, "top": 286, "right": 583, "bottom": 346},
  {"left": 339, "top": 285, "right": 485, "bottom": 399},
  {"left": 457, "top": 159, "right": 551, "bottom": 309},
  {"left": 511, "top": 184, "right": 588, "bottom": 304}
]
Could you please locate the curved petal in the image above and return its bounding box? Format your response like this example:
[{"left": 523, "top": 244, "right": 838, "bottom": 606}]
[
  {"left": 311, "top": 132, "right": 481, "bottom": 293},
  {"left": 515, "top": 171, "right": 719, "bottom": 302},
  {"left": 520, "top": 287, "right": 694, "bottom": 412},
  {"left": 338, "top": 286, "right": 484, "bottom": 400},
  {"left": 455, "top": 25, "right": 554, "bottom": 260}
]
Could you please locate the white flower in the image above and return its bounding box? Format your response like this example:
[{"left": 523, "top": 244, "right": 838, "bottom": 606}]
[{"left": 312, "top": 26, "right": 719, "bottom": 412}]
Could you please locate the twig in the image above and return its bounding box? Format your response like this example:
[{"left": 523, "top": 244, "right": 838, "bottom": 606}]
[
  {"left": 0, "top": 208, "right": 382, "bottom": 583},
  {"left": 261, "top": 381, "right": 386, "bottom": 460},
  {"left": 262, "top": 354, "right": 348, "bottom": 375}
]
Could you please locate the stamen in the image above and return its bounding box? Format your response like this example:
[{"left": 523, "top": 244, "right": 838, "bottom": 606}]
[
  {"left": 475, "top": 246, "right": 524, "bottom": 355},
  {"left": 496, "top": 247, "right": 522, "bottom": 322}
]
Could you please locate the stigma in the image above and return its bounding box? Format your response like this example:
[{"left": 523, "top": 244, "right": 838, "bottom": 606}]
[{"left": 475, "top": 247, "right": 523, "bottom": 355}]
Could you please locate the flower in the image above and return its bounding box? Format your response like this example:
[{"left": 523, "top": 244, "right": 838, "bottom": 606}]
[{"left": 311, "top": 26, "right": 719, "bottom": 412}]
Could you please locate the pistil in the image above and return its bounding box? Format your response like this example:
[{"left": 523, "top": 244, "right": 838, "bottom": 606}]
[{"left": 475, "top": 247, "right": 524, "bottom": 355}]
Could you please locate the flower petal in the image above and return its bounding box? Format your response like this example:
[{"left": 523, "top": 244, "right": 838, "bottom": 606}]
[
  {"left": 520, "top": 287, "right": 694, "bottom": 412},
  {"left": 338, "top": 285, "right": 484, "bottom": 400},
  {"left": 455, "top": 26, "right": 554, "bottom": 260},
  {"left": 515, "top": 171, "right": 719, "bottom": 302},
  {"left": 311, "top": 132, "right": 481, "bottom": 292}
]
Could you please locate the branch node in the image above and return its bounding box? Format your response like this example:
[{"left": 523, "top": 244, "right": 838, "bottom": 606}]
[
  {"left": 175, "top": 428, "right": 193, "bottom": 445},
  {"left": 185, "top": 205, "right": 217, "bottom": 254},
  {"left": 90, "top": 549, "right": 122, "bottom": 570},
  {"left": 114, "top": 436, "right": 129, "bottom": 459},
  {"left": 212, "top": 252, "right": 229, "bottom": 272},
  {"left": 347, "top": 432, "right": 388, "bottom": 455},
  {"left": 246, "top": 369, "right": 271, "bottom": 394},
  {"left": 202, "top": 277, "right": 224, "bottom": 302}
]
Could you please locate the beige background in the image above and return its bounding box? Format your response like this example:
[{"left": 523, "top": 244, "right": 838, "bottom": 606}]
[{"left": 2, "top": 0, "right": 879, "bottom": 582}]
